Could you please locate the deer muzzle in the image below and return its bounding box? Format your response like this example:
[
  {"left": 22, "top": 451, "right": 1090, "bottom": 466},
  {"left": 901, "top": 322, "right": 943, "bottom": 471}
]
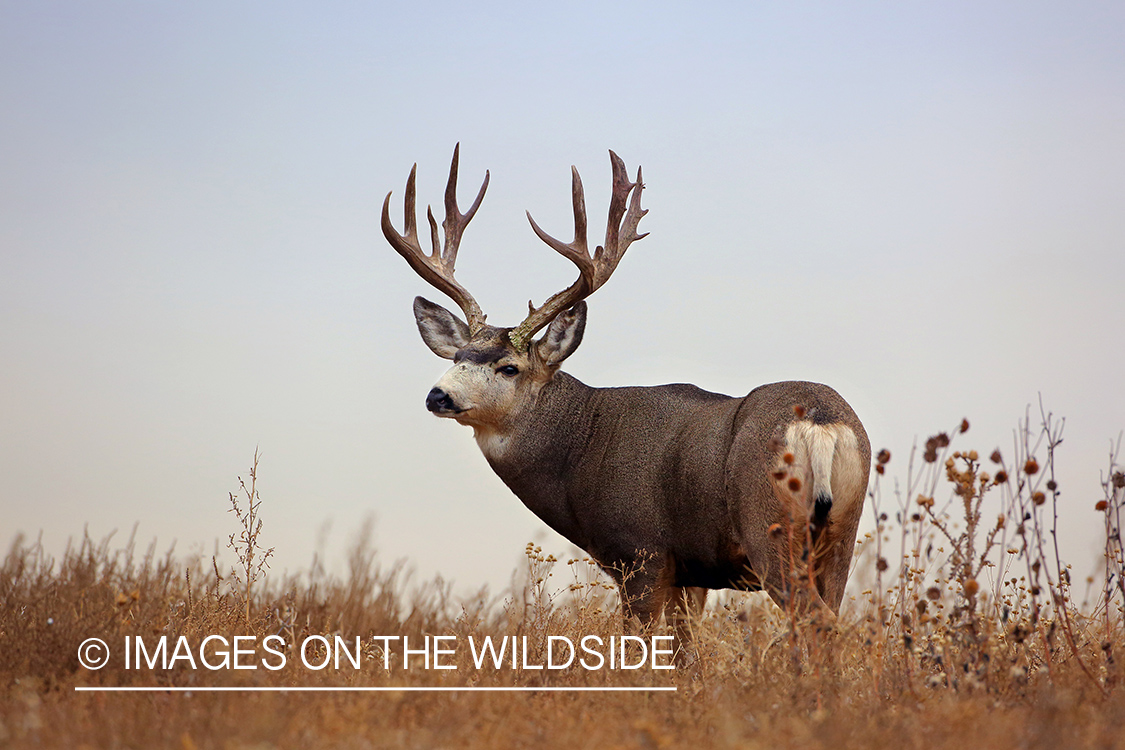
[{"left": 426, "top": 387, "right": 458, "bottom": 414}]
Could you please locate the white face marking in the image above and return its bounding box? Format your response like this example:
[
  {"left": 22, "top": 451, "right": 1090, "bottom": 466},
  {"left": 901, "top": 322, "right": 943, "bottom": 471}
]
[
  {"left": 424, "top": 336, "right": 558, "bottom": 462},
  {"left": 432, "top": 362, "right": 497, "bottom": 418},
  {"left": 430, "top": 357, "right": 540, "bottom": 433}
]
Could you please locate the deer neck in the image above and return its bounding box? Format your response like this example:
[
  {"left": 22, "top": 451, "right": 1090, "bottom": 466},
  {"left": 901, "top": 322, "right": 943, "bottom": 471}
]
[
  {"left": 473, "top": 371, "right": 590, "bottom": 465},
  {"left": 472, "top": 371, "right": 594, "bottom": 542}
]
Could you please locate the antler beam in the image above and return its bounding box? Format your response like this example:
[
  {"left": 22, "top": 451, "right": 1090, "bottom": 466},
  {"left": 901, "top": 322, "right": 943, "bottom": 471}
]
[
  {"left": 381, "top": 143, "right": 490, "bottom": 333},
  {"left": 508, "top": 151, "right": 648, "bottom": 351}
]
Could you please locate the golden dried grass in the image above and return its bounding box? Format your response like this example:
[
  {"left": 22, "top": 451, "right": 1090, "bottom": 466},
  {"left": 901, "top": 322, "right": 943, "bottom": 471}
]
[{"left": 1, "top": 412, "right": 1123, "bottom": 749}]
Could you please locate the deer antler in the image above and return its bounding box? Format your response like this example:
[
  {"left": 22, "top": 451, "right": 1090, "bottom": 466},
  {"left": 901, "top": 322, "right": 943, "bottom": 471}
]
[
  {"left": 508, "top": 151, "right": 648, "bottom": 351},
  {"left": 381, "top": 143, "right": 490, "bottom": 334}
]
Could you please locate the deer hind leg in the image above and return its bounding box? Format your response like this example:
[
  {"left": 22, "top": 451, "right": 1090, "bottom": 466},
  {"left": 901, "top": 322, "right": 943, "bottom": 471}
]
[
  {"left": 666, "top": 586, "right": 707, "bottom": 667},
  {"left": 614, "top": 550, "right": 675, "bottom": 627},
  {"left": 744, "top": 422, "right": 835, "bottom": 621},
  {"left": 817, "top": 425, "right": 867, "bottom": 609},
  {"left": 765, "top": 421, "right": 866, "bottom": 616}
]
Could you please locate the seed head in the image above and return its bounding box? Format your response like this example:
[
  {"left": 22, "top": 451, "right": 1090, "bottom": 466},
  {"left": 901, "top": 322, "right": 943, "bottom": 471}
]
[
  {"left": 923, "top": 433, "right": 949, "bottom": 463},
  {"left": 1032, "top": 491, "right": 1046, "bottom": 506},
  {"left": 1096, "top": 500, "right": 1109, "bottom": 511},
  {"left": 876, "top": 448, "right": 891, "bottom": 465},
  {"left": 990, "top": 449, "right": 1003, "bottom": 464},
  {"left": 1024, "top": 458, "right": 1039, "bottom": 475},
  {"left": 787, "top": 477, "right": 802, "bottom": 492},
  {"left": 960, "top": 418, "right": 970, "bottom": 433}
]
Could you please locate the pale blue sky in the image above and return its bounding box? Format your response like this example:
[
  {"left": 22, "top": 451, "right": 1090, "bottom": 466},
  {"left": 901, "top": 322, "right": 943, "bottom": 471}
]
[{"left": 2, "top": 2, "right": 1122, "bottom": 595}]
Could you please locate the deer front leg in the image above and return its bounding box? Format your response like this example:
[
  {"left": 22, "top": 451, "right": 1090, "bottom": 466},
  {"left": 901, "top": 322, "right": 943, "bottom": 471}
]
[
  {"left": 667, "top": 586, "right": 707, "bottom": 668},
  {"left": 617, "top": 567, "right": 669, "bottom": 625},
  {"left": 614, "top": 554, "right": 705, "bottom": 668},
  {"left": 612, "top": 549, "right": 678, "bottom": 627}
]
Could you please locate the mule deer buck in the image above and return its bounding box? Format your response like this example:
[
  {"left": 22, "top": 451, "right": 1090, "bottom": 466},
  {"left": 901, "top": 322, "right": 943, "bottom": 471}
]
[{"left": 381, "top": 145, "right": 870, "bottom": 629}]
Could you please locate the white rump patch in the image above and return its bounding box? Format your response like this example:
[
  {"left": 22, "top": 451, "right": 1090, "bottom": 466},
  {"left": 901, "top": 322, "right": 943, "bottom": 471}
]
[{"left": 781, "top": 422, "right": 864, "bottom": 520}]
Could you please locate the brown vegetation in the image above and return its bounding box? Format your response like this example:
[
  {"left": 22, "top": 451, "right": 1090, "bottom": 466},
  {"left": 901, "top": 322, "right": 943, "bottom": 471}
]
[{"left": 1, "top": 412, "right": 1123, "bottom": 749}]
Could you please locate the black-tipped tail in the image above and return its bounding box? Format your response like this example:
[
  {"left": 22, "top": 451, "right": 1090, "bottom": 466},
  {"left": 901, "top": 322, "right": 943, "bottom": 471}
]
[{"left": 811, "top": 492, "right": 833, "bottom": 532}]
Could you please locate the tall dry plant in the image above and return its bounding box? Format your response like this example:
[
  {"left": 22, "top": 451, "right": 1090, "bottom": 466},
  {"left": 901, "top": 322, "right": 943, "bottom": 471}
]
[
  {"left": 857, "top": 402, "right": 1122, "bottom": 696},
  {"left": 224, "top": 448, "right": 274, "bottom": 627}
]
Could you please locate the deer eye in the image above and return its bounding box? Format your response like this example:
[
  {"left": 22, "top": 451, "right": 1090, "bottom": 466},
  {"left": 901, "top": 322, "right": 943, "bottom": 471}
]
[{"left": 497, "top": 365, "right": 520, "bottom": 377}]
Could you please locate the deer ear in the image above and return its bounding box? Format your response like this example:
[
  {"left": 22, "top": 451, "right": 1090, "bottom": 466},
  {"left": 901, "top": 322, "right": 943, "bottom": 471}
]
[
  {"left": 413, "top": 296, "right": 470, "bottom": 359},
  {"left": 535, "top": 301, "right": 586, "bottom": 366}
]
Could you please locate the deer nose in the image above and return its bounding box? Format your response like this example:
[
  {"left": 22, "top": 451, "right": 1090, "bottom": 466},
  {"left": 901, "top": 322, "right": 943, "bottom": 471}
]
[{"left": 426, "top": 387, "right": 455, "bottom": 413}]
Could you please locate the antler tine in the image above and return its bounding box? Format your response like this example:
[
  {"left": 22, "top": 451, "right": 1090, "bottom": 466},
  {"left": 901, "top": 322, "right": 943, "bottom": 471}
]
[
  {"left": 442, "top": 143, "right": 490, "bottom": 267},
  {"left": 508, "top": 151, "right": 647, "bottom": 351},
  {"left": 526, "top": 166, "right": 595, "bottom": 291},
  {"left": 381, "top": 144, "right": 489, "bottom": 333},
  {"left": 597, "top": 151, "right": 649, "bottom": 286},
  {"left": 401, "top": 164, "right": 419, "bottom": 247}
]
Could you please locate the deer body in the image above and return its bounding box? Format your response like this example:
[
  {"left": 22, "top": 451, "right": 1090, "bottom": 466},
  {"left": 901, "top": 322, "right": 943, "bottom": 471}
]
[{"left": 383, "top": 146, "right": 870, "bottom": 622}]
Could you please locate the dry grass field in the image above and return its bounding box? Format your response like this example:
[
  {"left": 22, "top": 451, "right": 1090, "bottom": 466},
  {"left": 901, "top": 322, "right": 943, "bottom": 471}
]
[{"left": 2, "top": 414, "right": 1123, "bottom": 749}]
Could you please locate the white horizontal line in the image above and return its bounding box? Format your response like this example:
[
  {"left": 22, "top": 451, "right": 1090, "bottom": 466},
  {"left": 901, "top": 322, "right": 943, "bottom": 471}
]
[{"left": 75, "top": 686, "right": 676, "bottom": 693}]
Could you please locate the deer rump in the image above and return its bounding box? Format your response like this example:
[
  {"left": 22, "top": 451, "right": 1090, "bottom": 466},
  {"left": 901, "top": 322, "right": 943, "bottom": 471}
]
[{"left": 481, "top": 372, "right": 871, "bottom": 619}]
